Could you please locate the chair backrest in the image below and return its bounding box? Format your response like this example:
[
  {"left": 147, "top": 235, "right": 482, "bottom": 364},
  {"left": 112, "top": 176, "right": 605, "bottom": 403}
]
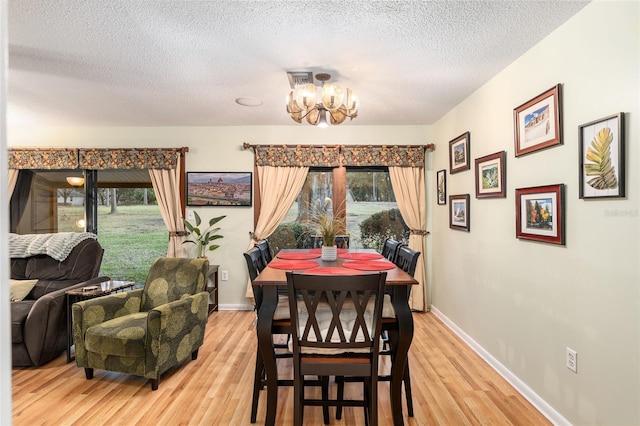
[
  {"left": 335, "top": 235, "right": 350, "bottom": 249},
  {"left": 244, "top": 246, "right": 266, "bottom": 282},
  {"left": 286, "top": 271, "right": 386, "bottom": 356},
  {"left": 255, "top": 239, "right": 273, "bottom": 265},
  {"left": 381, "top": 238, "right": 402, "bottom": 263},
  {"left": 394, "top": 246, "right": 420, "bottom": 277},
  {"left": 140, "top": 257, "right": 209, "bottom": 311}
]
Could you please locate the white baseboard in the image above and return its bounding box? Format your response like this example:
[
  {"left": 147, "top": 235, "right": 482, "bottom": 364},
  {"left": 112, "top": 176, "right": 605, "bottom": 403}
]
[
  {"left": 218, "top": 303, "right": 253, "bottom": 311},
  {"left": 430, "top": 306, "right": 571, "bottom": 426}
]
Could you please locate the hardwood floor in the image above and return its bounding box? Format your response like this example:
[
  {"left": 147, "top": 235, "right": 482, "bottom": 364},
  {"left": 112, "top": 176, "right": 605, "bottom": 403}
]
[{"left": 12, "top": 310, "right": 550, "bottom": 425}]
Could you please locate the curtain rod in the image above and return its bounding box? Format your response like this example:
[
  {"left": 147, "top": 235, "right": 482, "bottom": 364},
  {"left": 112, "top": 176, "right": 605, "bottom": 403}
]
[
  {"left": 242, "top": 142, "right": 435, "bottom": 151},
  {"left": 9, "top": 147, "right": 190, "bottom": 153}
]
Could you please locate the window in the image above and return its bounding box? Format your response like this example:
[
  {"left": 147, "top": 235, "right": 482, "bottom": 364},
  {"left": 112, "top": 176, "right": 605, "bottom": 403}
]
[{"left": 269, "top": 167, "right": 407, "bottom": 253}]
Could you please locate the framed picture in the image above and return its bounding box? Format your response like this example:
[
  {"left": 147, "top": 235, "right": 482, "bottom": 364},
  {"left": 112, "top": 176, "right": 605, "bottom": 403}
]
[
  {"left": 449, "top": 132, "right": 470, "bottom": 174},
  {"left": 449, "top": 194, "right": 470, "bottom": 232},
  {"left": 186, "top": 172, "right": 252, "bottom": 206},
  {"left": 436, "top": 169, "right": 447, "bottom": 205},
  {"left": 475, "top": 151, "right": 506, "bottom": 198},
  {"left": 579, "top": 112, "right": 625, "bottom": 199},
  {"left": 515, "top": 184, "right": 565, "bottom": 245},
  {"left": 514, "top": 84, "right": 562, "bottom": 157}
]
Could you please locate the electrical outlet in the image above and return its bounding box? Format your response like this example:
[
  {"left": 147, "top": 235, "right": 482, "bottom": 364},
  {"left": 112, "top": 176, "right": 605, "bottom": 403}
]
[
  {"left": 221, "top": 270, "right": 229, "bottom": 281},
  {"left": 187, "top": 209, "right": 195, "bottom": 220},
  {"left": 566, "top": 347, "right": 578, "bottom": 373}
]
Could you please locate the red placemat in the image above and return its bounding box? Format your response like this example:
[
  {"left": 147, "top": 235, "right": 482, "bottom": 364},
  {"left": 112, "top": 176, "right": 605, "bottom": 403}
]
[
  {"left": 303, "top": 267, "right": 357, "bottom": 275},
  {"left": 276, "top": 252, "right": 321, "bottom": 260},
  {"left": 309, "top": 248, "right": 349, "bottom": 254},
  {"left": 338, "top": 252, "right": 384, "bottom": 260},
  {"left": 268, "top": 260, "right": 319, "bottom": 270},
  {"left": 342, "top": 260, "right": 396, "bottom": 271}
]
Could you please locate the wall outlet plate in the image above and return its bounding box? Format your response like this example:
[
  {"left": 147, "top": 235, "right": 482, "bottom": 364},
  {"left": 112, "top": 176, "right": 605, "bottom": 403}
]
[
  {"left": 221, "top": 270, "right": 229, "bottom": 281},
  {"left": 566, "top": 347, "right": 578, "bottom": 373}
]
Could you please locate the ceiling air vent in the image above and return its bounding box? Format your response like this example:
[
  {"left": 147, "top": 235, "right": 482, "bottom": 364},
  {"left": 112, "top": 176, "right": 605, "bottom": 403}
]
[{"left": 286, "top": 71, "right": 313, "bottom": 89}]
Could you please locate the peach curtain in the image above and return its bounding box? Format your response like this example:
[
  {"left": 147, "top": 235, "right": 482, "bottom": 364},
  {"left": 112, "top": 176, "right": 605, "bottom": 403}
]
[
  {"left": 8, "top": 169, "right": 18, "bottom": 199},
  {"left": 149, "top": 162, "right": 187, "bottom": 258},
  {"left": 388, "top": 166, "right": 428, "bottom": 311},
  {"left": 245, "top": 165, "right": 309, "bottom": 298}
]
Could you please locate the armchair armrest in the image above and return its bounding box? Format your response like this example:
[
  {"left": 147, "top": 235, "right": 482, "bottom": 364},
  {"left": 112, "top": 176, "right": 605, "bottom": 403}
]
[
  {"left": 144, "top": 291, "right": 209, "bottom": 378},
  {"left": 72, "top": 288, "right": 143, "bottom": 367}
]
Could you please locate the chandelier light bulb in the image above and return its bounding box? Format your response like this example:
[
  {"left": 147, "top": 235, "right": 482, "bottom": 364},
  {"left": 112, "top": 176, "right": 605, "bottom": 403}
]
[
  {"left": 294, "top": 83, "right": 317, "bottom": 111},
  {"left": 321, "top": 83, "right": 344, "bottom": 111}
]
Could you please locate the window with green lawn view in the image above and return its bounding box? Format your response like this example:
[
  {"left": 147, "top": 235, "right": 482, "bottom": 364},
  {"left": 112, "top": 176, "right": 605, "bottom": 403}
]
[
  {"left": 269, "top": 167, "right": 408, "bottom": 254},
  {"left": 10, "top": 170, "right": 166, "bottom": 285}
]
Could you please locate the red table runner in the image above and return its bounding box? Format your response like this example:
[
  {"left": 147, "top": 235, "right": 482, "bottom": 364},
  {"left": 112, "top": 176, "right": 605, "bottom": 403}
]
[
  {"left": 342, "top": 260, "right": 396, "bottom": 271},
  {"left": 303, "top": 267, "right": 357, "bottom": 275},
  {"left": 338, "top": 252, "right": 384, "bottom": 260},
  {"left": 276, "top": 252, "right": 321, "bottom": 260},
  {"left": 268, "top": 260, "right": 319, "bottom": 270}
]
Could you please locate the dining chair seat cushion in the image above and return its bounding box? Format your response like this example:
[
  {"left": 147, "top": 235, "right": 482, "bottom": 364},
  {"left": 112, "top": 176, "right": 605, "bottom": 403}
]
[
  {"left": 85, "top": 312, "right": 148, "bottom": 358},
  {"left": 290, "top": 296, "right": 379, "bottom": 355},
  {"left": 274, "top": 294, "right": 291, "bottom": 320},
  {"left": 382, "top": 294, "right": 395, "bottom": 319}
]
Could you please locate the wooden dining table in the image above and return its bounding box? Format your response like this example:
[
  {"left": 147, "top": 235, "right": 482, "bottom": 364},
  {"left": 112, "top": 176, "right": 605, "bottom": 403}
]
[{"left": 251, "top": 248, "right": 417, "bottom": 426}]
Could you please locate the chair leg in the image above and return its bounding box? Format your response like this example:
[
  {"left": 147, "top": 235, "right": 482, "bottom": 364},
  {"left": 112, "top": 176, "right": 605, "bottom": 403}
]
[
  {"left": 294, "top": 369, "right": 304, "bottom": 426},
  {"left": 320, "top": 376, "right": 330, "bottom": 425},
  {"left": 251, "top": 348, "right": 264, "bottom": 423},
  {"left": 191, "top": 348, "right": 199, "bottom": 360},
  {"left": 363, "top": 378, "right": 370, "bottom": 426},
  {"left": 84, "top": 368, "right": 94, "bottom": 380},
  {"left": 150, "top": 378, "right": 159, "bottom": 391},
  {"left": 335, "top": 376, "right": 345, "bottom": 419}
]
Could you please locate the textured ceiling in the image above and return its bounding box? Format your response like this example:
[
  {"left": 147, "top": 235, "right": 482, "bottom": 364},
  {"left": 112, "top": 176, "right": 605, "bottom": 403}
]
[{"left": 7, "top": 1, "right": 589, "bottom": 127}]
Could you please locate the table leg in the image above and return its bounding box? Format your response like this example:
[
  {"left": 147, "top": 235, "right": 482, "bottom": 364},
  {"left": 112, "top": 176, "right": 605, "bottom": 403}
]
[
  {"left": 256, "top": 286, "right": 278, "bottom": 426},
  {"left": 390, "top": 285, "right": 413, "bottom": 426}
]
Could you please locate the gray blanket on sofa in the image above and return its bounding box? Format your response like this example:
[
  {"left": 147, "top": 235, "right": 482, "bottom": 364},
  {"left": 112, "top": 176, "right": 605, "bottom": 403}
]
[{"left": 9, "top": 232, "right": 98, "bottom": 262}]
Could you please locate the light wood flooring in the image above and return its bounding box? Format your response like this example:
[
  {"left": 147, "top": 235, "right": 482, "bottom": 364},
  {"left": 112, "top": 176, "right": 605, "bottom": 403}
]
[{"left": 12, "top": 310, "right": 550, "bottom": 425}]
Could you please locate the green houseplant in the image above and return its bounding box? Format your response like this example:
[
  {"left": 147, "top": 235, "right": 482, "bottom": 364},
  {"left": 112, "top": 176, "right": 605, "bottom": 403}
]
[
  {"left": 308, "top": 208, "right": 346, "bottom": 261},
  {"left": 183, "top": 212, "right": 226, "bottom": 258}
]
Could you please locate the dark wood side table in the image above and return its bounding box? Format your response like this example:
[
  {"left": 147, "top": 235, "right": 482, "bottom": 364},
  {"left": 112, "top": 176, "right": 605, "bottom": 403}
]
[
  {"left": 207, "top": 265, "right": 219, "bottom": 314},
  {"left": 66, "top": 280, "right": 136, "bottom": 363}
]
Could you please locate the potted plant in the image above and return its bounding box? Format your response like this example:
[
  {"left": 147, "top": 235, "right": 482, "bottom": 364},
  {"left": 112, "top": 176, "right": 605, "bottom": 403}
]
[
  {"left": 183, "top": 212, "right": 226, "bottom": 258},
  {"left": 308, "top": 208, "right": 346, "bottom": 261}
]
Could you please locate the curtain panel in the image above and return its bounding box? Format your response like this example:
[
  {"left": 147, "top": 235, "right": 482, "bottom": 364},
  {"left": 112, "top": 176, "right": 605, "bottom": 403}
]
[
  {"left": 8, "top": 148, "right": 79, "bottom": 169},
  {"left": 79, "top": 148, "right": 181, "bottom": 170},
  {"left": 254, "top": 145, "right": 341, "bottom": 167}
]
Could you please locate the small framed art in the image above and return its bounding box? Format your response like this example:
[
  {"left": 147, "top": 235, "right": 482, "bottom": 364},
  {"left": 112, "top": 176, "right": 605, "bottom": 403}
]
[
  {"left": 475, "top": 151, "right": 506, "bottom": 198},
  {"left": 436, "top": 169, "right": 447, "bottom": 205},
  {"left": 514, "top": 84, "right": 562, "bottom": 157},
  {"left": 515, "top": 184, "right": 565, "bottom": 245},
  {"left": 449, "top": 194, "right": 470, "bottom": 232},
  {"left": 449, "top": 132, "right": 470, "bottom": 174},
  {"left": 579, "top": 112, "right": 625, "bottom": 199},
  {"left": 186, "top": 172, "right": 252, "bottom": 206}
]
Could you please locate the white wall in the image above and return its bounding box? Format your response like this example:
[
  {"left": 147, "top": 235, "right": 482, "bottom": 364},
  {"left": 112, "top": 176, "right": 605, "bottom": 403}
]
[
  {"left": 8, "top": 125, "right": 431, "bottom": 309},
  {"left": 430, "top": 2, "right": 639, "bottom": 425}
]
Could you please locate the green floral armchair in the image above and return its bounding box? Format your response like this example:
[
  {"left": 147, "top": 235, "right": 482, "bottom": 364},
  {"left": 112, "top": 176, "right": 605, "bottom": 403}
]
[{"left": 72, "top": 257, "right": 210, "bottom": 390}]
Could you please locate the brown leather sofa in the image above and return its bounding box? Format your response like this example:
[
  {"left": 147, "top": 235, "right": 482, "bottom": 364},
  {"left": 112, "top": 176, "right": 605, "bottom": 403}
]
[{"left": 11, "top": 238, "right": 107, "bottom": 367}]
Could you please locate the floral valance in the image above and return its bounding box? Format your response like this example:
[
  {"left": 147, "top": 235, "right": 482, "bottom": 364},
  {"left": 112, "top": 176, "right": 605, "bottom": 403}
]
[
  {"left": 341, "top": 146, "right": 425, "bottom": 167},
  {"left": 78, "top": 148, "right": 181, "bottom": 170},
  {"left": 254, "top": 145, "right": 341, "bottom": 167},
  {"left": 249, "top": 144, "right": 428, "bottom": 168},
  {"left": 8, "top": 148, "right": 79, "bottom": 170}
]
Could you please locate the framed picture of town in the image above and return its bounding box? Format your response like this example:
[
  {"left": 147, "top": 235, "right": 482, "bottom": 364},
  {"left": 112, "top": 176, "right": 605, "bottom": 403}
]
[
  {"left": 449, "top": 194, "right": 470, "bottom": 232},
  {"left": 515, "top": 183, "right": 565, "bottom": 245},
  {"left": 514, "top": 84, "right": 562, "bottom": 157},
  {"left": 475, "top": 151, "right": 506, "bottom": 198},
  {"left": 186, "top": 172, "right": 252, "bottom": 206},
  {"left": 449, "top": 131, "right": 471, "bottom": 174}
]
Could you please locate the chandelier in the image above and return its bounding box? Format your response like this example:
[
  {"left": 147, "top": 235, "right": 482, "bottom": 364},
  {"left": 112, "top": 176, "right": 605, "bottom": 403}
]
[{"left": 286, "top": 72, "right": 358, "bottom": 127}]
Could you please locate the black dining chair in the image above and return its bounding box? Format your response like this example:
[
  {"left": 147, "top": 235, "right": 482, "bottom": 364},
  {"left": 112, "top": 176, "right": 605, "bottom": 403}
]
[
  {"left": 244, "top": 248, "right": 328, "bottom": 424},
  {"left": 394, "top": 245, "right": 420, "bottom": 277},
  {"left": 381, "top": 238, "right": 402, "bottom": 263},
  {"left": 255, "top": 239, "right": 273, "bottom": 265},
  {"left": 286, "top": 271, "right": 387, "bottom": 426}
]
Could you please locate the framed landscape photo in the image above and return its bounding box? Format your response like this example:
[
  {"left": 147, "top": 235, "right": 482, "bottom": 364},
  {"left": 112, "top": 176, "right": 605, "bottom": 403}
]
[
  {"left": 579, "top": 112, "right": 625, "bottom": 199},
  {"left": 514, "top": 84, "right": 562, "bottom": 157},
  {"left": 475, "top": 151, "right": 506, "bottom": 198},
  {"left": 449, "top": 132, "right": 470, "bottom": 174},
  {"left": 186, "top": 172, "right": 252, "bottom": 207},
  {"left": 449, "top": 194, "right": 470, "bottom": 232},
  {"left": 515, "top": 184, "right": 565, "bottom": 245},
  {"left": 437, "top": 169, "right": 447, "bottom": 205}
]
